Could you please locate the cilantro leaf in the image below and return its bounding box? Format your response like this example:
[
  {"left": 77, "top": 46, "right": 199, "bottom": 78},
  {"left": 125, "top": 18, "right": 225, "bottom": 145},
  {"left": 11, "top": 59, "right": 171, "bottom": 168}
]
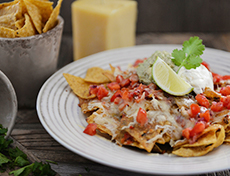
[
  {"left": 9, "top": 163, "right": 34, "bottom": 176},
  {"left": 172, "top": 36, "right": 205, "bottom": 70},
  {"left": 14, "top": 156, "right": 30, "bottom": 167},
  {"left": 0, "top": 124, "right": 56, "bottom": 176},
  {"left": 171, "top": 49, "right": 186, "bottom": 66},
  {"left": 9, "top": 162, "right": 57, "bottom": 176},
  {"left": 0, "top": 153, "right": 11, "bottom": 166}
]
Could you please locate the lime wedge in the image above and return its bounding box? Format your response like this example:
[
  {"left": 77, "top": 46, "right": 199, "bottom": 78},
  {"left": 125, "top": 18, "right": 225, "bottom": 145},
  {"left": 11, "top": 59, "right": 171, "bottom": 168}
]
[{"left": 152, "top": 57, "right": 193, "bottom": 96}]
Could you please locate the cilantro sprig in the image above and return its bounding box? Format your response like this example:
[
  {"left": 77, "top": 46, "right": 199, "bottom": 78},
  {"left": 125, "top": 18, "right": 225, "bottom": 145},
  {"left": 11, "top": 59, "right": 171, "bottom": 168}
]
[
  {"left": 0, "top": 124, "right": 56, "bottom": 176},
  {"left": 172, "top": 36, "right": 205, "bottom": 70}
]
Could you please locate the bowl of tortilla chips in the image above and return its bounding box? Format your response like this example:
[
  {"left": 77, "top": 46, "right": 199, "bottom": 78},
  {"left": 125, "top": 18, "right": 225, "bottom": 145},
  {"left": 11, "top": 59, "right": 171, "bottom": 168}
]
[{"left": 0, "top": 0, "right": 64, "bottom": 108}]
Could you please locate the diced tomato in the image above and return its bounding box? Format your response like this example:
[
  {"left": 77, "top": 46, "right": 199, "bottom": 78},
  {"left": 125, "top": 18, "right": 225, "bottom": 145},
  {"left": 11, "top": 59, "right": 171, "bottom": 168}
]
[
  {"left": 129, "top": 74, "right": 139, "bottom": 84},
  {"left": 212, "top": 72, "right": 223, "bottom": 83},
  {"left": 97, "top": 85, "right": 109, "bottom": 100},
  {"left": 221, "top": 95, "right": 230, "bottom": 109},
  {"left": 133, "top": 59, "right": 144, "bottom": 67},
  {"left": 195, "top": 94, "right": 210, "bottom": 108},
  {"left": 121, "top": 90, "right": 129, "bottom": 100},
  {"left": 189, "top": 104, "right": 200, "bottom": 117},
  {"left": 133, "top": 58, "right": 147, "bottom": 67},
  {"left": 107, "top": 82, "right": 120, "bottom": 91},
  {"left": 210, "top": 101, "right": 224, "bottom": 112},
  {"left": 220, "top": 85, "right": 230, "bottom": 96},
  {"left": 136, "top": 108, "right": 148, "bottom": 126},
  {"left": 111, "top": 90, "right": 122, "bottom": 102},
  {"left": 89, "top": 85, "right": 98, "bottom": 95},
  {"left": 200, "top": 110, "right": 211, "bottom": 122},
  {"left": 83, "top": 123, "right": 97, "bottom": 136},
  {"left": 201, "top": 61, "right": 210, "bottom": 71},
  {"left": 120, "top": 78, "right": 130, "bottom": 87},
  {"left": 116, "top": 75, "right": 124, "bottom": 83},
  {"left": 190, "top": 121, "right": 205, "bottom": 137},
  {"left": 182, "top": 128, "right": 192, "bottom": 140},
  {"left": 114, "top": 97, "right": 122, "bottom": 104},
  {"left": 134, "top": 84, "right": 145, "bottom": 96},
  {"left": 222, "top": 75, "right": 230, "bottom": 80}
]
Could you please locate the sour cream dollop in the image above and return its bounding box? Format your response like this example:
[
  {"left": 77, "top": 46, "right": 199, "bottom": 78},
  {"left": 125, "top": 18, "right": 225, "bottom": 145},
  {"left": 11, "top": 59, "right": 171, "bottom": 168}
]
[{"left": 178, "top": 65, "right": 213, "bottom": 94}]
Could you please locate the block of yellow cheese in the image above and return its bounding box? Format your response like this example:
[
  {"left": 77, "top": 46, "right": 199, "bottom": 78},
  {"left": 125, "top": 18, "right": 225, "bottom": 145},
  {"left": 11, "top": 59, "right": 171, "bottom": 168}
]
[{"left": 71, "top": 0, "right": 137, "bottom": 60}]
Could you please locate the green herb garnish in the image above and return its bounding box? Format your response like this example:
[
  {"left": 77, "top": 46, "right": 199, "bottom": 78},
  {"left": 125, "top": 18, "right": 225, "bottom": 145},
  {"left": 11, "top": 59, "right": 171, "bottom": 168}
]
[
  {"left": 0, "top": 124, "right": 56, "bottom": 176},
  {"left": 172, "top": 36, "right": 205, "bottom": 70}
]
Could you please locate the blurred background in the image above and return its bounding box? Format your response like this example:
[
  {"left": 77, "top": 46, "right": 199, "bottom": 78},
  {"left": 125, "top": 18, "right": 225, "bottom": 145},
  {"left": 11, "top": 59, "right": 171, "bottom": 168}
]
[
  {"left": 1, "top": 0, "right": 230, "bottom": 65},
  {"left": 57, "top": 0, "right": 230, "bottom": 34}
]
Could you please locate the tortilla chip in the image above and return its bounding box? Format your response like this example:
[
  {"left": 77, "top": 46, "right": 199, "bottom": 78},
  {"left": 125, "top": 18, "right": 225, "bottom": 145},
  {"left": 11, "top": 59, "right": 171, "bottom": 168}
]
[
  {"left": 116, "top": 116, "right": 156, "bottom": 152},
  {"left": 203, "top": 87, "right": 221, "bottom": 100},
  {"left": 78, "top": 97, "right": 99, "bottom": 114},
  {"left": 172, "top": 124, "right": 225, "bottom": 157},
  {"left": 102, "top": 70, "right": 116, "bottom": 82},
  {"left": 27, "top": 0, "right": 53, "bottom": 24},
  {"left": 15, "top": 17, "right": 25, "bottom": 29},
  {"left": 0, "top": 0, "right": 20, "bottom": 16},
  {"left": 84, "top": 67, "right": 111, "bottom": 84},
  {"left": 224, "top": 133, "right": 230, "bottom": 143},
  {"left": 63, "top": 73, "right": 96, "bottom": 99},
  {"left": 87, "top": 109, "right": 119, "bottom": 138},
  {"left": 109, "top": 64, "right": 116, "bottom": 73},
  {"left": 15, "top": 0, "right": 27, "bottom": 20},
  {"left": 24, "top": 0, "right": 43, "bottom": 33},
  {"left": 43, "top": 0, "right": 62, "bottom": 33},
  {"left": 0, "top": 13, "right": 16, "bottom": 30},
  {"left": 0, "top": 26, "right": 16, "bottom": 38},
  {"left": 16, "top": 13, "right": 36, "bottom": 37}
]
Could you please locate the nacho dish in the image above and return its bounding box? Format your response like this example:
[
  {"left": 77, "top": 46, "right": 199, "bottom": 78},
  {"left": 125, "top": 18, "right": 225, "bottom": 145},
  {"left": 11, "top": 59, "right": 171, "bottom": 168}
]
[{"left": 64, "top": 37, "right": 230, "bottom": 157}]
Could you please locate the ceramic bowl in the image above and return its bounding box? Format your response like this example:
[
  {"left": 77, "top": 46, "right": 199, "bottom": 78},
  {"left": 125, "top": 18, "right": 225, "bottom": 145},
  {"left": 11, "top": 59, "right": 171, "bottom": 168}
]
[
  {"left": 0, "top": 70, "right": 17, "bottom": 138},
  {"left": 0, "top": 16, "right": 64, "bottom": 108}
]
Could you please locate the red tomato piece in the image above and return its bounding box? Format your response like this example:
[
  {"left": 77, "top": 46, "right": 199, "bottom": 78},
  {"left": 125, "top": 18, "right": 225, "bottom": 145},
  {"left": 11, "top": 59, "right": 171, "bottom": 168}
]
[
  {"left": 121, "top": 90, "right": 129, "bottom": 100},
  {"left": 220, "top": 85, "right": 230, "bottom": 96},
  {"left": 195, "top": 94, "right": 210, "bottom": 108},
  {"left": 210, "top": 101, "right": 224, "bottom": 112},
  {"left": 182, "top": 128, "right": 192, "bottom": 140},
  {"left": 190, "top": 121, "right": 205, "bottom": 137},
  {"left": 212, "top": 72, "right": 223, "bottom": 83},
  {"left": 189, "top": 104, "right": 200, "bottom": 117},
  {"left": 111, "top": 90, "right": 122, "bottom": 102},
  {"left": 129, "top": 74, "right": 139, "bottom": 84},
  {"left": 222, "top": 75, "right": 230, "bottom": 80},
  {"left": 221, "top": 95, "right": 230, "bottom": 109},
  {"left": 201, "top": 61, "right": 210, "bottom": 71},
  {"left": 116, "top": 75, "right": 124, "bottom": 83},
  {"left": 114, "top": 97, "right": 122, "bottom": 104},
  {"left": 97, "top": 85, "right": 109, "bottom": 100},
  {"left": 107, "top": 82, "right": 120, "bottom": 91},
  {"left": 134, "top": 84, "right": 145, "bottom": 96},
  {"left": 89, "top": 85, "right": 98, "bottom": 95},
  {"left": 200, "top": 110, "right": 210, "bottom": 122},
  {"left": 120, "top": 78, "right": 130, "bottom": 87},
  {"left": 133, "top": 59, "right": 144, "bottom": 67},
  {"left": 136, "top": 108, "right": 148, "bottom": 126},
  {"left": 83, "top": 123, "right": 97, "bottom": 136}
]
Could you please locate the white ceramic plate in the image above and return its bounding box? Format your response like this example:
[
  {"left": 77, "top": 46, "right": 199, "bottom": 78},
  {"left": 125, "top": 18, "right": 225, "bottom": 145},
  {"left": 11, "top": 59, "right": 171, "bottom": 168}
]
[{"left": 37, "top": 45, "right": 230, "bottom": 175}]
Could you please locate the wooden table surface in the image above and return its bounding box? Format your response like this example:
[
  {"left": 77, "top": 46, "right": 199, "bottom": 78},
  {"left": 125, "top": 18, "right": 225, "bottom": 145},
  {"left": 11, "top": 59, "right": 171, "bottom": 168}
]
[{"left": 9, "top": 33, "right": 230, "bottom": 176}]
